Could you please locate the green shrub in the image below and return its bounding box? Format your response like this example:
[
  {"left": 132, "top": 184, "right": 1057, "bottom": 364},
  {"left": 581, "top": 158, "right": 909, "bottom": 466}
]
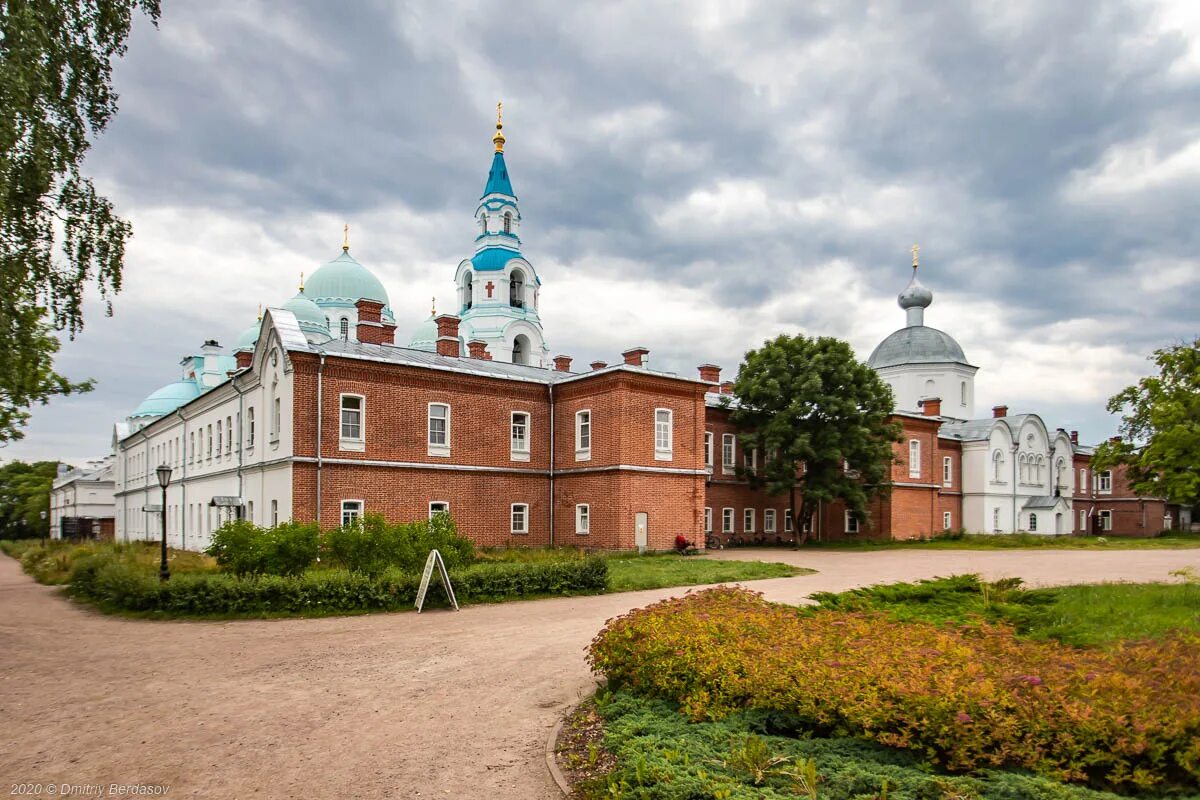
[
  {"left": 323, "top": 513, "right": 474, "bottom": 576},
  {"left": 588, "top": 587, "right": 1200, "bottom": 794},
  {"left": 206, "top": 520, "right": 319, "bottom": 576}
]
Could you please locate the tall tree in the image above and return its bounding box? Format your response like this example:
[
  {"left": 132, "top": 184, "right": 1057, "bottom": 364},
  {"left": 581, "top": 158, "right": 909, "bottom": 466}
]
[
  {"left": 730, "top": 334, "right": 900, "bottom": 543},
  {"left": 1092, "top": 337, "right": 1200, "bottom": 507},
  {"left": 0, "top": 459, "right": 60, "bottom": 538},
  {"left": 0, "top": 0, "right": 160, "bottom": 443}
]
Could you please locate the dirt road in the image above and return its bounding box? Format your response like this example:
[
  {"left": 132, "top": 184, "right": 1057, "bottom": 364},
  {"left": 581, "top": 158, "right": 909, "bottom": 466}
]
[{"left": 2, "top": 548, "right": 1197, "bottom": 799}]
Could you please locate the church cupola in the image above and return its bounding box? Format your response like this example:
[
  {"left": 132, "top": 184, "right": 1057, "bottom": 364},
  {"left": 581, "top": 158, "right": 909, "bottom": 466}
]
[
  {"left": 898, "top": 243, "right": 934, "bottom": 326},
  {"left": 446, "top": 104, "right": 549, "bottom": 367}
]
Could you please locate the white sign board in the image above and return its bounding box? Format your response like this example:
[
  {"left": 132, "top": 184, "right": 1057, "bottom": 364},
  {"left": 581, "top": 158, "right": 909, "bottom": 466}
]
[{"left": 415, "top": 549, "right": 459, "bottom": 613}]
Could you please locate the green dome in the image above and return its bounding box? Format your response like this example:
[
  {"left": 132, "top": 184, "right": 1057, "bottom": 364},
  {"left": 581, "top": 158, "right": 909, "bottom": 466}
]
[
  {"left": 282, "top": 290, "right": 330, "bottom": 334},
  {"left": 305, "top": 249, "right": 390, "bottom": 307},
  {"left": 408, "top": 314, "right": 438, "bottom": 352},
  {"left": 131, "top": 380, "right": 201, "bottom": 419},
  {"left": 235, "top": 319, "right": 261, "bottom": 351}
]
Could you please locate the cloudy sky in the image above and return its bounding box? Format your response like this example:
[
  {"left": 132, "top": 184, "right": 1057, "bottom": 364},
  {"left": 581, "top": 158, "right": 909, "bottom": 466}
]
[{"left": 4, "top": 0, "right": 1200, "bottom": 467}]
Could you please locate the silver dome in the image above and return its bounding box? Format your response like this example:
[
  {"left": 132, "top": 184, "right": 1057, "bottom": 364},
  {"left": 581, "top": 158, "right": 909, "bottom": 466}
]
[{"left": 867, "top": 325, "right": 969, "bottom": 368}]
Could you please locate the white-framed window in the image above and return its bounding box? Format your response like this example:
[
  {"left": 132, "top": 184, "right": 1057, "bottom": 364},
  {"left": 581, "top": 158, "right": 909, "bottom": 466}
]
[
  {"left": 1028, "top": 513, "right": 1038, "bottom": 532},
  {"left": 654, "top": 408, "right": 673, "bottom": 460},
  {"left": 746, "top": 447, "right": 758, "bottom": 474},
  {"left": 943, "top": 456, "right": 952, "bottom": 487},
  {"left": 339, "top": 318, "right": 349, "bottom": 339},
  {"left": 1098, "top": 510, "right": 1112, "bottom": 531},
  {"left": 943, "top": 511, "right": 952, "bottom": 530},
  {"left": 271, "top": 499, "right": 279, "bottom": 527},
  {"left": 993, "top": 450, "right": 1004, "bottom": 482},
  {"left": 511, "top": 411, "right": 530, "bottom": 460},
  {"left": 575, "top": 504, "right": 590, "bottom": 535},
  {"left": 216, "top": 421, "right": 222, "bottom": 459},
  {"left": 1079, "top": 510, "right": 1087, "bottom": 531},
  {"left": 511, "top": 503, "right": 529, "bottom": 534},
  {"left": 1079, "top": 468, "right": 1088, "bottom": 493},
  {"left": 1098, "top": 470, "right": 1112, "bottom": 494},
  {"left": 503, "top": 211, "right": 513, "bottom": 233},
  {"left": 704, "top": 432, "right": 714, "bottom": 472},
  {"left": 764, "top": 509, "right": 777, "bottom": 533},
  {"left": 207, "top": 424, "right": 213, "bottom": 459},
  {"left": 722, "top": 507, "right": 734, "bottom": 534},
  {"left": 960, "top": 381, "right": 967, "bottom": 406},
  {"left": 246, "top": 501, "right": 254, "bottom": 523},
  {"left": 341, "top": 500, "right": 363, "bottom": 527},
  {"left": 744, "top": 508, "right": 756, "bottom": 533},
  {"left": 845, "top": 510, "right": 859, "bottom": 533},
  {"left": 428, "top": 402, "right": 450, "bottom": 456},
  {"left": 721, "top": 434, "right": 735, "bottom": 474},
  {"left": 704, "top": 507, "right": 712, "bottom": 533},
  {"left": 908, "top": 439, "right": 921, "bottom": 478},
  {"left": 272, "top": 396, "right": 281, "bottom": 443},
  {"left": 340, "top": 394, "right": 365, "bottom": 451},
  {"left": 784, "top": 509, "right": 793, "bottom": 532},
  {"left": 575, "top": 410, "right": 591, "bottom": 460},
  {"left": 226, "top": 416, "right": 233, "bottom": 454},
  {"left": 189, "top": 432, "right": 195, "bottom": 464},
  {"left": 993, "top": 507, "right": 1001, "bottom": 532},
  {"left": 247, "top": 407, "right": 255, "bottom": 448}
]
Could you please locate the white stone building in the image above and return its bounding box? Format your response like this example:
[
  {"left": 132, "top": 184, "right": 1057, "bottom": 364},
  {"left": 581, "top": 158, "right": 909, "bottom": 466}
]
[{"left": 49, "top": 458, "right": 116, "bottom": 539}]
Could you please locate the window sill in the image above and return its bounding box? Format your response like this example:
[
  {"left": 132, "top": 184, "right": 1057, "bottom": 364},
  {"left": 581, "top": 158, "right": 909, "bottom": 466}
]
[
  {"left": 510, "top": 530, "right": 528, "bottom": 536},
  {"left": 575, "top": 449, "right": 591, "bottom": 462},
  {"left": 427, "top": 445, "right": 451, "bottom": 458},
  {"left": 339, "top": 439, "right": 365, "bottom": 453},
  {"left": 721, "top": 467, "right": 733, "bottom": 475},
  {"left": 575, "top": 530, "right": 590, "bottom": 536},
  {"left": 510, "top": 450, "right": 530, "bottom": 462},
  {"left": 655, "top": 450, "right": 673, "bottom": 462}
]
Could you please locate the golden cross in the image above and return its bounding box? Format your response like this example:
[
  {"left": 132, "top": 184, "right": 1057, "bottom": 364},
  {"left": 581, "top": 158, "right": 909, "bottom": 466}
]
[
  {"left": 431, "top": 296, "right": 436, "bottom": 316},
  {"left": 343, "top": 223, "right": 349, "bottom": 252},
  {"left": 299, "top": 271, "right": 305, "bottom": 292},
  {"left": 911, "top": 243, "right": 920, "bottom": 268},
  {"left": 496, "top": 101, "right": 502, "bottom": 127}
]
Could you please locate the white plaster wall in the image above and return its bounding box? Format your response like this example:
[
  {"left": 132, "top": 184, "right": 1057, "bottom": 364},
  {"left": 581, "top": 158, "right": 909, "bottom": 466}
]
[{"left": 878, "top": 363, "right": 976, "bottom": 418}]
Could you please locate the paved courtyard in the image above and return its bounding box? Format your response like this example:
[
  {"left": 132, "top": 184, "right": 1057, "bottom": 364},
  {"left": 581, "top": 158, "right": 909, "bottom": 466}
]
[{"left": 2, "top": 547, "right": 1198, "bottom": 799}]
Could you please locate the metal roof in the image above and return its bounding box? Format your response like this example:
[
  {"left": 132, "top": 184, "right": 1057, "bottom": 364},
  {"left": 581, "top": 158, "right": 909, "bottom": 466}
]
[{"left": 867, "top": 325, "right": 971, "bottom": 369}]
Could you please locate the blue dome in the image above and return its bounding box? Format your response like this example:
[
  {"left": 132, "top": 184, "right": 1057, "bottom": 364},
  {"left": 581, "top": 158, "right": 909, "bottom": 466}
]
[
  {"left": 305, "top": 250, "right": 390, "bottom": 307},
  {"left": 235, "top": 319, "right": 261, "bottom": 351},
  {"left": 471, "top": 246, "right": 524, "bottom": 271},
  {"left": 131, "top": 380, "right": 201, "bottom": 419},
  {"left": 408, "top": 314, "right": 438, "bottom": 352},
  {"left": 282, "top": 290, "right": 331, "bottom": 341}
]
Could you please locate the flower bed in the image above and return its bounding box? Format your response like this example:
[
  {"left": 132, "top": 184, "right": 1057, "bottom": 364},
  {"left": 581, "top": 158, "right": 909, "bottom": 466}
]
[{"left": 587, "top": 587, "right": 1200, "bottom": 794}]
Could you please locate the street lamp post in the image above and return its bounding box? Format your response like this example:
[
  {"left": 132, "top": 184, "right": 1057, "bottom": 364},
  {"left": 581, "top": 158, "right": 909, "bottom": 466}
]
[
  {"left": 39, "top": 509, "right": 47, "bottom": 547},
  {"left": 155, "top": 464, "right": 172, "bottom": 582}
]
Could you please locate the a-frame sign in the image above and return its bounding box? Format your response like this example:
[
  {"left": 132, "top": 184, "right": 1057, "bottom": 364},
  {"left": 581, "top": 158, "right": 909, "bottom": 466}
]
[{"left": 415, "top": 549, "right": 459, "bottom": 612}]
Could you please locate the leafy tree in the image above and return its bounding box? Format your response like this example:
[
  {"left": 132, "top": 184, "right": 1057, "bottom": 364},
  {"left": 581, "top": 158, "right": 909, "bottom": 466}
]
[
  {"left": 0, "top": 0, "right": 161, "bottom": 443},
  {"left": 0, "top": 459, "right": 60, "bottom": 538},
  {"left": 1092, "top": 337, "right": 1200, "bottom": 507},
  {"left": 729, "top": 334, "right": 900, "bottom": 543}
]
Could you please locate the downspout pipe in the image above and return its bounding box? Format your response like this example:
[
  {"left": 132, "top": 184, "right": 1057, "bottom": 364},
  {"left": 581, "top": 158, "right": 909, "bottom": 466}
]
[
  {"left": 177, "top": 409, "right": 188, "bottom": 550},
  {"left": 1011, "top": 443, "right": 1019, "bottom": 533},
  {"left": 234, "top": 379, "right": 245, "bottom": 520},
  {"left": 316, "top": 353, "right": 325, "bottom": 527},
  {"left": 548, "top": 381, "right": 555, "bottom": 548}
]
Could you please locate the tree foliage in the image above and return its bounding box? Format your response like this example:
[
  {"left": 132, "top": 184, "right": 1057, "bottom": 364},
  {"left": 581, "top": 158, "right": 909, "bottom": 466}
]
[
  {"left": 729, "top": 334, "right": 900, "bottom": 540},
  {"left": 0, "top": 0, "right": 160, "bottom": 443},
  {"left": 1092, "top": 337, "right": 1200, "bottom": 506},
  {"left": 0, "top": 459, "right": 59, "bottom": 538}
]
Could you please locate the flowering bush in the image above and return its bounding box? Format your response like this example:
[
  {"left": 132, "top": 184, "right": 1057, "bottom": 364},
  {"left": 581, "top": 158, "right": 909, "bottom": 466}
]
[{"left": 587, "top": 587, "right": 1200, "bottom": 793}]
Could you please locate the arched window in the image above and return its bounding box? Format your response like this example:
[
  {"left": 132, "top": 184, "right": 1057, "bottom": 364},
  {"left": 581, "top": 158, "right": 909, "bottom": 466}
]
[
  {"left": 509, "top": 269, "right": 525, "bottom": 308},
  {"left": 923, "top": 379, "right": 935, "bottom": 398},
  {"left": 479, "top": 215, "right": 487, "bottom": 234},
  {"left": 1017, "top": 453, "right": 1026, "bottom": 483},
  {"left": 464, "top": 273, "right": 474, "bottom": 310},
  {"left": 512, "top": 333, "right": 530, "bottom": 365},
  {"left": 339, "top": 318, "right": 349, "bottom": 339},
  {"left": 1028, "top": 513, "right": 1038, "bottom": 532},
  {"left": 1055, "top": 457, "right": 1066, "bottom": 493},
  {"left": 960, "top": 381, "right": 967, "bottom": 406},
  {"left": 503, "top": 211, "right": 512, "bottom": 234},
  {"left": 1035, "top": 455, "right": 1045, "bottom": 485},
  {"left": 992, "top": 449, "right": 1003, "bottom": 482}
]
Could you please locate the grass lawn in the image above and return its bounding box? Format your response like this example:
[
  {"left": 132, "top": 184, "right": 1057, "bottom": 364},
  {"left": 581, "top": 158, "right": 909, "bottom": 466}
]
[
  {"left": 811, "top": 572, "right": 1200, "bottom": 647},
  {"left": 798, "top": 531, "right": 1200, "bottom": 550},
  {"left": 604, "top": 553, "right": 807, "bottom": 592}
]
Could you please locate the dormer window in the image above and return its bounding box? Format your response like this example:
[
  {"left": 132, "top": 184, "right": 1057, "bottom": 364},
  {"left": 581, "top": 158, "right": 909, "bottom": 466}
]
[
  {"left": 339, "top": 318, "right": 349, "bottom": 339},
  {"left": 503, "top": 211, "right": 512, "bottom": 234}
]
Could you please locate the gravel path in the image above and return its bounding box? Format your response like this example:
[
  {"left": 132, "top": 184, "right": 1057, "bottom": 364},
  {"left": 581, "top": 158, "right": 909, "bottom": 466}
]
[{"left": 2, "top": 547, "right": 1197, "bottom": 799}]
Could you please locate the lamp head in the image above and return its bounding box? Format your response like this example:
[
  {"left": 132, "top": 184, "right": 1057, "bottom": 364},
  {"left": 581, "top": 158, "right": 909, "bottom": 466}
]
[{"left": 156, "top": 464, "right": 172, "bottom": 489}]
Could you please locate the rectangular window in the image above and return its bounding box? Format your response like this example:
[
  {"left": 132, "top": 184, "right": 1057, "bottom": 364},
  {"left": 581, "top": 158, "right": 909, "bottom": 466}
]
[
  {"left": 746, "top": 447, "right": 758, "bottom": 474},
  {"left": 722, "top": 507, "right": 734, "bottom": 534},
  {"left": 216, "top": 421, "right": 223, "bottom": 459},
  {"left": 428, "top": 403, "right": 450, "bottom": 455},
  {"left": 704, "top": 432, "right": 714, "bottom": 472},
  {"left": 943, "top": 511, "right": 952, "bottom": 530},
  {"left": 272, "top": 397, "right": 281, "bottom": 442},
  {"left": 429, "top": 501, "right": 449, "bottom": 519},
  {"left": 511, "top": 503, "right": 529, "bottom": 534},
  {"left": 744, "top": 508, "right": 755, "bottom": 533},
  {"left": 1099, "top": 510, "right": 1112, "bottom": 531},
  {"left": 764, "top": 508, "right": 777, "bottom": 533},
  {"left": 575, "top": 410, "right": 591, "bottom": 459},
  {"left": 1079, "top": 468, "right": 1087, "bottom": 493},
  {"left": 340, "top": 395, "right": 364, "bottom": 441},
  {"left": 704, "top": 507, "right": 712, "bottom": 533},
  {"left": 784, "top": 509, "right": 793, "bottom": 532},
  {"left": 207, "top": 425, "right": 213, "bottom": 459},
  {"left": 908, "top": 439, "right": 921, "bottom": 478},
  {"left": 340, "top": 500, "right": 362, "bottom": 527},
  {"left": 1079, "top": 510, "right": 1087, "bottom": 532},
  {"left": 993, "top": 507, "right": 1001, "bottom": 532},
  {"left": 247, "top": 407, "right": 255, "bottom": 447},
  {"left": 575, "top": 504, "right": 590, "bottom": 535},
  {"left": 511, "top": 412, "right": 530, "bottom": 459},
  {"left": 845, "top": 510, "right": 859, "bottom": 534},
  {"left": 943, "top": 456, "right": 952, "bottom": 486},
  {"left": 226, "top": 416, "right": 233, "bottom": 453},
  {"left": 271, "top": 499, "right": 279, "bottom": 526},
  {"left": 1028, "top": 513, "right": 1038, "bottom": 532},
  {"left": 1098, "top": 470, "right": 1112, "bottom": 494},
  {"left": 654, "top": 408, "right": 673, "bottom": 460},
  {"left": 721, "top": 434, "right": 735, "bottom": 474}
]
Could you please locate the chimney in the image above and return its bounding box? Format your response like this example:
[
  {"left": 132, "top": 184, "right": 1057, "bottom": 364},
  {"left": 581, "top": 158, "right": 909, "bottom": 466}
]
[
  {"left": 380, "top": 322, "right": 397, "bottom": 346},
  {"left": 467, "top": 340, "right": 489, "bottom": 359},
  {"left": 354, "top": 298, "right": 383, "bottom": 324},
  {"left": 200, "top": 340, "right": 224, "bottom": 387},
  {"left": 590, "top": 360, "right": 607, "bottom": 371},
  {"left": 553, "top": 355, "right": 573, "bottom": 372},
  {"left": 622, "top": 346, "right": 649, "bottom": 367},
  {"left": 992, "top": 405, "right": 1008, "bottom": 418},
  {"left": 698, "top": 364, "right": 721, "bottom": 384},
  {"left": 1070, "top": 430, "right": 1079, "bottom": 445},
  {"left": 920, "top": 397, "right": 942, "bottom": 417},
  {"left": 235, "top": 351, "right": 252, "bottom": 370},
  {"left": 354, "top": 299, "right": 386, "bottom": 345},
  {"left": 720, "top": 381, "right": 734, "bottom": 395},
  {"left": 435, "top": 314, "right": 460, "bottom": 358}
]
